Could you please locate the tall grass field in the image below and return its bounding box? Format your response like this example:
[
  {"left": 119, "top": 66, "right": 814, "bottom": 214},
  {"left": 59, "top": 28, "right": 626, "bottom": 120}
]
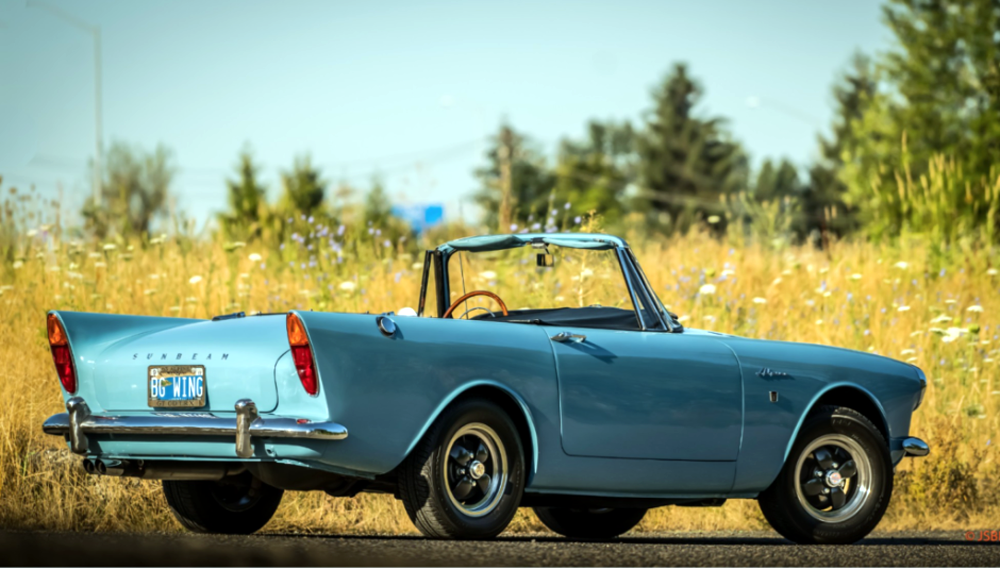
[{"left": 0, "top": 192, "right": 997, "bottom": 535}]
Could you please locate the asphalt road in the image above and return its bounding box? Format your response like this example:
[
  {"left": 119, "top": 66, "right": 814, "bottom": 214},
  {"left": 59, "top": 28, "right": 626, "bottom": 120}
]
[{"left": 2, "top": 530, "right": 998, "bottom": 567}]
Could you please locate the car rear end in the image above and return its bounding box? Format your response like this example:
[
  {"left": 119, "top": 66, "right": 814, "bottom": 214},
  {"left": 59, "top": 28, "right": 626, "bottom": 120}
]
[{"left": 42, "top": 310, "right": 347, "bottom": 477}]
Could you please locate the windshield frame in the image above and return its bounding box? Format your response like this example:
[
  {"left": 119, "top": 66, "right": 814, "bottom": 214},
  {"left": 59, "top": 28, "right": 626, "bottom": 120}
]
[{"left": 418, "top": 234, "right": 674, "bottom": 332}]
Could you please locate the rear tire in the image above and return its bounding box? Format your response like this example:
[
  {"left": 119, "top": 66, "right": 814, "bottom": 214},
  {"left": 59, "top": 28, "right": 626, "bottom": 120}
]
[
  {"left": 398, "top": 398, "right": 525, "bottom": 539},
  {"left": 758, "top": 405, "right": 892, "bottom": 544},
  {"left": 534, "top": 507, "right": 647, "bottom": 539},
  {"left": 163, "top": 471, "right": 283, "bottom": 534}
]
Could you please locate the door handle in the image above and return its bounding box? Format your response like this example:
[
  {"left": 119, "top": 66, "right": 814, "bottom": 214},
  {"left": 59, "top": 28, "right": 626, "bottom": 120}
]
[{"left": 550, "top": 331, "right": 586, "bottom": 343}]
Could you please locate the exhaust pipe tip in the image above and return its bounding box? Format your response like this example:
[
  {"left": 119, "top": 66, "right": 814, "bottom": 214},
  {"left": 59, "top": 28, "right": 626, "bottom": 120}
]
[
  {"left": 95, "top": 459, "right": 107, "bottom": 475},
  {"left": 82, "top": 458, "right": 96, "bottom": 475}
]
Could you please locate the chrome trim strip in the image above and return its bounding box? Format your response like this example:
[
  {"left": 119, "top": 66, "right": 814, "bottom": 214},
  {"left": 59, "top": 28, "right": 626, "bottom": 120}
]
[
  {"left": 42, "top": 398, "right": 348, "bottom": 456},
  {"left": 902, "top": 437, "right": 929, "bottom": 457}
]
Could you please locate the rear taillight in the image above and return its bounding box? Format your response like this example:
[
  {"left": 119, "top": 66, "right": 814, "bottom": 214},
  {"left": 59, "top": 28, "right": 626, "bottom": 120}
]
[
  {"left": 286, "top": 313, "right": 318, "bottom": 396},
  {"left": 47, "top": 313, "right": 76, "bottom": 393}
]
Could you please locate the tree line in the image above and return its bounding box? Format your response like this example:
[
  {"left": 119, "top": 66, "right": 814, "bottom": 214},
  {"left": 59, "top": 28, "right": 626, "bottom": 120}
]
[{"left": 78, "top": 0, "right": 999, "bottom": 246}]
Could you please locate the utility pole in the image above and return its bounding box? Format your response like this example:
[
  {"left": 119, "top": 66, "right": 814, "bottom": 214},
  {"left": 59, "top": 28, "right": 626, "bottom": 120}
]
[
  {"left": 29, "top": 1, "right": 103, "bottom": 206},
  {"left": 497, "top": 126, "right": 514, "bottom": 231}
]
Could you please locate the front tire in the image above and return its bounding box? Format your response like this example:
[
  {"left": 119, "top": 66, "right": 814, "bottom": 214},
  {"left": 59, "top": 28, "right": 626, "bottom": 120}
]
[
  {"left": 758, "top": 405, "right": 892, "bottom": 544},
  {"left": 534, "top": 507, "right": 647, "bottom": 539},
  {"left": 162, "top": 471, "right": 284, "bottom": 534},
  {"left": 398, "top": 398, "right": 525, "bottom": 539}
]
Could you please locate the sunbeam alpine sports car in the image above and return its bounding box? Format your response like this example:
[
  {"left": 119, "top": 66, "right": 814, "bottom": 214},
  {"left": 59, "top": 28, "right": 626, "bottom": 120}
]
[{"left": 42, "top": 233, "right": 929, "bottom": 543}]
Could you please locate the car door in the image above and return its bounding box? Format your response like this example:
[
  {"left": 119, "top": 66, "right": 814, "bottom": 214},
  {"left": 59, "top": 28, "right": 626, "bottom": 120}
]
[{"left": 544, "top": 326, "right": 743, "bottom": 461}]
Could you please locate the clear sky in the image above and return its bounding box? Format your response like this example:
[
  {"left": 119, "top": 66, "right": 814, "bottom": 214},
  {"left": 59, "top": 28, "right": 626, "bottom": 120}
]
[{"left": 0, "top": 0, "right": 891, "bottom": 227}]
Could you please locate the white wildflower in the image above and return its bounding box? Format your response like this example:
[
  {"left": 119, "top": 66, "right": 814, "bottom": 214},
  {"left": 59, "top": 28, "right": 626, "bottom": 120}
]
[
  {"left": 850, "top": 273, "right": 863, "bottom": 281},
  {"left": 752, "top": 297, "right": 767, "bottom": 304},
  {"left": 894, "top": 261, "right": 909, "bottom": 270},
  {"left": 901, "top": 349, "right": 916, "bottom": 356},
  {"left": 339, "top": 281, "right": 357, "bottom": 292},
  {"left": 478, "top": 270, "right": 497, "bottom": 280},
  {"left": 987, "top": 268, "right": 998, "bottom": 276},
  {"left": 103, "top": 243, "right": 117, "bottom": 251},
  {"left": 12, "top": 260, "right": 23, "bottom": 270},
  {"left": 248, "top": 253, "right": 262, "bottom": 262},
  {"left": 698, "top": 283, "right": 717, "bottom": 295},
  {"left": 967, "top": 305, "right": 983, "bottom": 313},
  {"left": 897, "top": 305, "right": 910, "bottom": 312},
  {"left": 188, "top": 275, "right": 203, "bottom": 285}
]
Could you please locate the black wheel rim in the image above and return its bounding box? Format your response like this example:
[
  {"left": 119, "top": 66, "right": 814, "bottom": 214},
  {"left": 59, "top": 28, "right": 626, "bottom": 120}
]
[
  {"left": 793, "top": 434, "right": 872, "bottom": 522},
  {"left": 443, "top": 422, "right": 508, "bottom": 517}
]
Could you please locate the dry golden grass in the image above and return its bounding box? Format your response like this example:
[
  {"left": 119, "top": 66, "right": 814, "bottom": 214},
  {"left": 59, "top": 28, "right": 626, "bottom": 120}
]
[{"left": 1, "top": 210, "right": 998, "bottom": 535}]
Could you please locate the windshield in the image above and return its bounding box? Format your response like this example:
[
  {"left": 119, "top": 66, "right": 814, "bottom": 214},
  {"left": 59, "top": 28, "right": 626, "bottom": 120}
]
[{"left": 446, "top": 247, "right": 636, "bottom": 315}]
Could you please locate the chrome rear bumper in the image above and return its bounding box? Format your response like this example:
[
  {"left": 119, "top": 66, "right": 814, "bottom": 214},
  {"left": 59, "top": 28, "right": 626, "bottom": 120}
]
[{"left": 42, "top": 397, "right": 347, "bottom": 458}]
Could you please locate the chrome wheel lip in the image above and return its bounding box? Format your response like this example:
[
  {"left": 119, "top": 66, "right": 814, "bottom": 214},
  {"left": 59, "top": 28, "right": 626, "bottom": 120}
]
[
  {"left": 794, "top": 434, "right": 872, "bottom": 523},
  {"left": 443, "top": 422, "right": 508, "bottom": 518}
]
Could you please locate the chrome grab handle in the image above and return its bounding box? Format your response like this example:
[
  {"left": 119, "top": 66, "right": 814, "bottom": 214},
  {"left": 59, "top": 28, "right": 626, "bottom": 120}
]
[{"left": 550, "top": 331, "right": 586, "bottom": 343}]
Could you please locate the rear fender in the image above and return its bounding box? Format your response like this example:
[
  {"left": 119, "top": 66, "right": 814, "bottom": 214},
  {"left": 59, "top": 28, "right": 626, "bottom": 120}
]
[
  {"left": 48, "top": 311, "right": 201, "bottom": 401},
  {"left": 400, "top": 380, "right": 540, "bottom": 481}
]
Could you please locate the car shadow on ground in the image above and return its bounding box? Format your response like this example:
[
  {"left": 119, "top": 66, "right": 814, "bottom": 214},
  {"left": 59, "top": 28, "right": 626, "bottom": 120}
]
[{"left": 263, "top": 532, "right": 982, "bottom": 547}]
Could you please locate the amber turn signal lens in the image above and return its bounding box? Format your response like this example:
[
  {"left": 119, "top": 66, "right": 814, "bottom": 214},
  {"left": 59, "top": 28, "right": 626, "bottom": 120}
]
[
  {"left": 47, "top": 313, "right": 68, "bottom": 346},
  {"left": 286, "top": 313, "right": 319, "bottom": 396},
  {"left": 287, "top": 313, "right": 309, "bottom": 347}
]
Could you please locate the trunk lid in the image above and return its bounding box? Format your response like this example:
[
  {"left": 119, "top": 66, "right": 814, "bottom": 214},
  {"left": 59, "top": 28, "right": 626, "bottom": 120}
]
[{"left": 92, "top": 315, "right": 286, "bottom": 413}]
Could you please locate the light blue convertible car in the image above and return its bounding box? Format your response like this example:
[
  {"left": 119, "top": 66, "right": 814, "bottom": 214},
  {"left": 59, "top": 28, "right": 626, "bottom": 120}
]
[{"left": 42, "top": 233, "right": 929, "bottom": 543}]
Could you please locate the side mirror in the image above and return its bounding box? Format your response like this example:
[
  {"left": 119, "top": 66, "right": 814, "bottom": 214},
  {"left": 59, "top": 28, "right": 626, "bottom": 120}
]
[{"left": 536, "top": 253, "right": 554, "bottom": 267}]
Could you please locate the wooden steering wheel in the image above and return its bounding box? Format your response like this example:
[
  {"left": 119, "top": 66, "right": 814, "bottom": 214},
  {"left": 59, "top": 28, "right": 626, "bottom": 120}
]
[{"left": 443, "top": 290, "right": 509, "bottom": 319}]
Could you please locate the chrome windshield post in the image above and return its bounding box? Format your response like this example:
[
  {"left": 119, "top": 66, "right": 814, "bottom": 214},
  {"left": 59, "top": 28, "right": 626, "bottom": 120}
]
[
  {"left": 615, "top": 247, "right": 670, "bottom": 332},
  {"left": 614, "top": 247, "right": 648, "bottom": 330}
]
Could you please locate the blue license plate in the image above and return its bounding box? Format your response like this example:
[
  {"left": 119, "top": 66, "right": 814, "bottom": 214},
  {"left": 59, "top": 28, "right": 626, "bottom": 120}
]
[{"left": 148, "top": 365, "right": 206, "bottom": 408}]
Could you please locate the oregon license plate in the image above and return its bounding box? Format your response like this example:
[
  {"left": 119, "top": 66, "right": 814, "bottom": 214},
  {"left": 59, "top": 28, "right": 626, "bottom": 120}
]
[{"left": 148, "top": 365, "right": 206, "bottom": 408}]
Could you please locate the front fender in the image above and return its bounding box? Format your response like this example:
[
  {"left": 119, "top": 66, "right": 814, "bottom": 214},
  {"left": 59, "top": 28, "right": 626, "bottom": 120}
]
[{"left": 724, "top": 336, "right": 921, "bottom": 494}]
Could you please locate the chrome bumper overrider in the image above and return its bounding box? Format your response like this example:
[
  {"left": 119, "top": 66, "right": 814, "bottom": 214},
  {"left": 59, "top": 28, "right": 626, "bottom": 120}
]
[
  {"left": 902, "top": 437, "right": 929, "bottom": 457},
  {"left": 42, "top": 397, "right": 348, "bottom": 459}
]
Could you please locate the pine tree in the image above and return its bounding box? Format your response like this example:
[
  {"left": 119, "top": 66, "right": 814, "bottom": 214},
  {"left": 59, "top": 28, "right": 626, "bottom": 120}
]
[
  {"left": 802, "top": 53, "right": 875, "bottom": 242},
  {"left": 636, "top": 63, "right": 748, "bottom": 233},
  {"left": 280, "top": 155, "right": 325, "bottom": 217},
  {"left": 218, "top": 148, "right": 266, "bottom": 240}
]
